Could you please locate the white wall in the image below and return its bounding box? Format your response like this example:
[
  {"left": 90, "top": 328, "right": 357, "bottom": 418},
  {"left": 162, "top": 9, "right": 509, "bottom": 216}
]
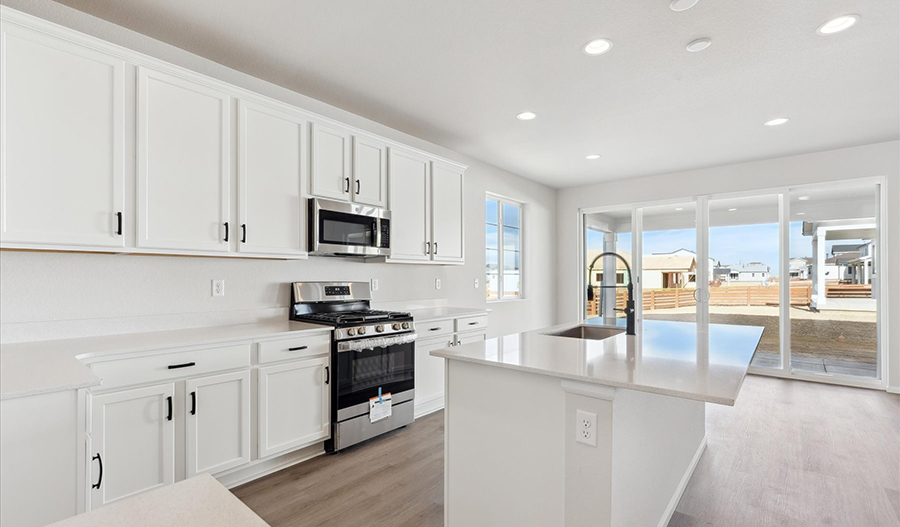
[
  {"left": 0, "top": 0, "right": 557, "bottom": 343},
  {"left": 556, "top": 141, "right": 900, "bottom": 391}
]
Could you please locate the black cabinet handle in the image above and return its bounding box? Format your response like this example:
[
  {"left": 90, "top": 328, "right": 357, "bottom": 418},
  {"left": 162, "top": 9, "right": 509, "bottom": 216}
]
[
  {"left": 167, "top": 362, "right": 196, "bottom": 370},
  {"left": 224, "top": 222, "right": 229, "bottom": 242},
  {"left": 91, "top": 453, "right": 103, "bottom": 489},
  {"left": 166, "top": 396, "right": 172, "bottom": 421},
  {"left": 116, "top": 212, "right": 123, "bottom": 236},
  {"left": 241, "top": 224, "right": 247, "bottom": 243},
  {"left": 468, "top": 321, "right": 479, "bottom": 326},
  {"left": 344, "top": 177, "right": 350, "bottom": 193},
  {"left": 356, "top": 180, "right": 360, "bottom": 194},
  {"left": 190, "top": 391, "right": 196, "bottom": 415},
  {"left": 425, "top": 241, "right": 431, "bottom": 255},
  {"left": 429, "top": 327, "right": 441, "bottom": 331},
  {"left": 325, "top": 366, "right": 330, "bottom": 385},
  {"left": 434, "top": 242, "right": 438, "bottom": 255},
  {"left": 288, "top": 346, "right": 308, "bottom": 352}
]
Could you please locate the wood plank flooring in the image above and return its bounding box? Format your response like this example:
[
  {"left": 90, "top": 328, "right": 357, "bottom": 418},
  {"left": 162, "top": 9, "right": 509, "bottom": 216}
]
[{"left": 233, "top": 377, "right": 900, "bottom": 527}]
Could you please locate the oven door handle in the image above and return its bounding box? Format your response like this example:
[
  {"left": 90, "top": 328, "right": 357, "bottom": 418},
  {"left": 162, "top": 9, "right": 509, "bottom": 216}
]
[{"left": 337, "top": 333, "right": 418, "bottom": 352}]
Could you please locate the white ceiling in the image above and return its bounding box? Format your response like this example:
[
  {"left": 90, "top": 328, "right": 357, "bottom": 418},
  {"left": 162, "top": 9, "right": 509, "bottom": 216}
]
[{"left": 53, "top": 0, "right": 899, "bottom": 189}]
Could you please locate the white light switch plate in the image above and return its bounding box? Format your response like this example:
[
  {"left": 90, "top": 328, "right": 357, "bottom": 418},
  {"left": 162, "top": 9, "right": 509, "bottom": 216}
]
[
  {"left": 435, "top": 278, "right": 442, "bottom": 290},
  {"left": 371, "top": 278, "right": 379, "bottom": 291}
]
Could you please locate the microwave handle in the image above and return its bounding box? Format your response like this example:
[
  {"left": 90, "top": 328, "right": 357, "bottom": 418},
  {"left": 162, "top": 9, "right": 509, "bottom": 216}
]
[{"left": 374, "top": 219, "right": 382, "bottom": 248}]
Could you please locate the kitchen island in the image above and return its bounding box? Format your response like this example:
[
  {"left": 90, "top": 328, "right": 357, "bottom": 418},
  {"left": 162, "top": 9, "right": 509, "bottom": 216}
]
[{"left": 431, "top": 318, "right": 764, "bottom": 527}]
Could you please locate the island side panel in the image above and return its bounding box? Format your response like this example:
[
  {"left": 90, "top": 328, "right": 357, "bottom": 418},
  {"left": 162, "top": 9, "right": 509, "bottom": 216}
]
[
  {"left": 445, "top": 359, "right": 565, "bottom": 527},
  {"left": 610, "top": 389, "right": 706, "bottom": 527}
]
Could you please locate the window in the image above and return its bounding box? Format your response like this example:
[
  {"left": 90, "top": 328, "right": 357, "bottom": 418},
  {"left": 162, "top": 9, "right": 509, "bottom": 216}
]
[{"left": 486, "top": 195, "right": 523, "bottom": 300}]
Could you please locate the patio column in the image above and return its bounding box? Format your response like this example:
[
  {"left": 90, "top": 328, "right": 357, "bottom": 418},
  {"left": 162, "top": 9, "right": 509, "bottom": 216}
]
[{"left": 812, "top": 230, "right": 827, "bottom": 309}]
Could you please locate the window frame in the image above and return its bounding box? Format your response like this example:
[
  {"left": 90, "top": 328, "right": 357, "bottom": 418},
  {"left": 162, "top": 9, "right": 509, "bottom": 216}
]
[{"left": 486, "top": 193, "right": 525, "bottom": 302}]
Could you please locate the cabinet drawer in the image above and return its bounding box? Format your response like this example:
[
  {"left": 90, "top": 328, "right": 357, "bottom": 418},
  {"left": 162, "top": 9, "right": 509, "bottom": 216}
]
[
  {"left": 90, "top": 344, "right": 251, "bottom": 391},
  {"left": 258, "top": 332, "right": 331, "bottom": 364},
  {"left": 455, "top": 315, "right": 488, "bottom": 333},
  {"left": 417, "top": 319, "right": 454, "bottom": 338},
  {"left": 457, "top": 332, "right": 487, "bottom": 346}
]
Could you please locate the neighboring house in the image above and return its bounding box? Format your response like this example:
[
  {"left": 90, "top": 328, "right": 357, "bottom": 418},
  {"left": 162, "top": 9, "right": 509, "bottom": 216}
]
[
  {"left": 717, "top": 262, "right": 771, "bottom": 283},
  {"left": 653, "top": 249, "right": 715, "bottom": 284},
  {"left": 586, "top": 249, "right": 696, "bottom": 289},
  {"left": 789, "top": 257, "right": 812, "bottom": 280},
  {"left": 802, "top": 219, "right": 876, "bottom": 308}
]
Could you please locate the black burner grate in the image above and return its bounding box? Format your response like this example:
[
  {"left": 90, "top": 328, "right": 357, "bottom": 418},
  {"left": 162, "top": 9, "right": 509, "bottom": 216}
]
[{"left": 295, "top": 309, "right": 411, "bottom": 326}]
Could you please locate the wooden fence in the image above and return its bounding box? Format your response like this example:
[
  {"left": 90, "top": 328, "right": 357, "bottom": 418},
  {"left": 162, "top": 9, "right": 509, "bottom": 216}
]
[
  {"left": 825, "top": 283, "right": 872, "bottom": 298},
  {"left": 587, "top": 282, "right": 813, "bottom": 316}
]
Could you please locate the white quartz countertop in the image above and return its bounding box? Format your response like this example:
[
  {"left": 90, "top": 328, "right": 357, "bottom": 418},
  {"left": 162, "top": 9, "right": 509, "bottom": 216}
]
[
  {"left": 431, "top": 318, "right": 764, "bottom": 405},
  {"left": 0, "top": 319, "right": 329, "bottom": 400},
  {"left": 405, "top": 306, "right": 488, "bottom": 323},
  {"left": 45, "top": 473, "right": 269, "bottom": 527}
]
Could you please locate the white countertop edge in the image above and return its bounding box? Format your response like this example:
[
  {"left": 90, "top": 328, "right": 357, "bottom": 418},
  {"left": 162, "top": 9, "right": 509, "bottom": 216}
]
[
  {"left": 406, "top": 307, "right": 489, "bottom": 323},
  {"left": 430, "top": 350, "right": 740, "bottom": 406}
]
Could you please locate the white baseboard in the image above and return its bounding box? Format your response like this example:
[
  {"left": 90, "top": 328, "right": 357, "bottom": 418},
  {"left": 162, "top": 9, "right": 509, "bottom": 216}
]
[
  {"left": 414, "top": 395, "right": 444, "bottom": 419},
  {"left": 887, "top": 386, "right": 900, "bottom": 395},
  {"left": 656, "top": 434, "right": 708, "bottom": 527},
  {"left": 216, "top": 443, "right": 325, "bottom": 489}
]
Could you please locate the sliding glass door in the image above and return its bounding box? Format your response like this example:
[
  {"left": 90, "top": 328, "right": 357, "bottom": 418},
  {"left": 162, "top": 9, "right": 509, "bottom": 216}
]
[{"left": 580, "top": 179, "right": 884, "bottom": 387}]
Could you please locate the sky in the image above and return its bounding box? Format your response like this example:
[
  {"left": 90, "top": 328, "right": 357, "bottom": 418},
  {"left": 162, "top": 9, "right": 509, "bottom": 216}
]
[{"left": 587, "top": 222, "right": 867, "bottom": 277}]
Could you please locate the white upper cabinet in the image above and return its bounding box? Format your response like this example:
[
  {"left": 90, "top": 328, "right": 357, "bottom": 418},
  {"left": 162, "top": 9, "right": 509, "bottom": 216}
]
[
  {"left": 388, "top": 148, "right": 432, "bottom": 262},
  {"left": 237, "top": 100, "right": 307, "bottom": 256},
  {"left": 185, "top": 370, "right": 251, "bottom": 478},
  {"left": 352, "top": 136, "right": 388, "bottom": 207},
  {"left": 89, "top": 383, "right": 175, "bottom": 510},
  {"left": 136, "top": 67, "right": 232, "bottom": 253},
  {"left": 310, "top": 122, "right": 352, "bottom": 201},
  {"left": 0, "top": 23, "right": 126, "bottom": 249},
  {"left": 431, "top": 161, "right": 465, "bottom": 263}
]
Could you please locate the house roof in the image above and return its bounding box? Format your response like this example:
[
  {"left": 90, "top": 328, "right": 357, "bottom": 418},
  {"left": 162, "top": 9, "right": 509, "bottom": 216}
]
[
  {"left": 642, "top": 255, "right": 696, "bottom": 271},
  {"left": 825, "top": 252, "right": 859, "bottom": 265},
  {"left": 586, "top": 249, "right": 632, "bottom": 271}
]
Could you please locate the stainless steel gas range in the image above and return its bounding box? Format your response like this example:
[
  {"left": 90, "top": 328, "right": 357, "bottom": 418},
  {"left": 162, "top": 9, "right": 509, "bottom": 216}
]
[{"left": 289, "top": 281, "right": 416, "bottom": 452}]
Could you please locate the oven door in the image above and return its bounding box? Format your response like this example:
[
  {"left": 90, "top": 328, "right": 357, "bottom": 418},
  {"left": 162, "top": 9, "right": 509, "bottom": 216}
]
[
  {"left": 334, "top": 339, "right": 414, "bottom": 413},
  {"left": 309, "top": 198, "right": 391, "bottom": 257}
]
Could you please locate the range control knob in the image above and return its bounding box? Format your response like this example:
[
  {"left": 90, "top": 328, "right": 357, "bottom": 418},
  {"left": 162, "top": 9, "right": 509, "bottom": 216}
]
[
  {"left": 392, "top": 323, "right": 401, "bottom": 330},
  {"left": 347, "top": 328, "right": 356, "bottom": 336},
  {"left": 401, "top": 322, "right": 410, "bottom": 329},
  {"left": 357, "top": 327, "right": 366, "bottom": 335},
  {"left": 375, "top": 325, "right": 385, "bottom": 333}
]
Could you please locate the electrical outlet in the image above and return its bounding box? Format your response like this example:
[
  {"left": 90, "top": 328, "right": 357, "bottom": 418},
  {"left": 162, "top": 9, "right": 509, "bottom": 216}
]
[
  {"left": 212, "top": 279, "right": 225, "bottom": 297},
  {"left": 435, "top": 278, "right": 442, "bottom": 290},
  {"left": 371, "top": 278, "right": 379, "bottom": 292},
  {"left": 474, "top": 278, "right": 479, "bottom": 289},
  {"left": 575, "top": 410, "right": 597, "bottom": 447}
]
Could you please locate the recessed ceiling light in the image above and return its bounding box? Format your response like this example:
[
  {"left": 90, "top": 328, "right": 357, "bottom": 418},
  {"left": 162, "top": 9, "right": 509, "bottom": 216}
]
[
  {"left": 516, "top": 112, "right": 537, "bottom": 121},
  {"left": 796, "top": 212, "right": 806, "bottom": 216},
  {"left": 728, "top": 208, "right": 738, "bottom": 212},
  {"left": 817, "top": 14, "right": 860, "bottom": 35},
  {"left": 670, "top": 0, "right": 699, "bottom": 12},
  {"left": 686, "top": 38, "right": 712, "bottom": 52},
  {"left": 583, "top": 39, "right": 613, "bottom": 56},
  {"left": 798, "top": 196, "right": 810, "bottom": 201},
  {"left": 675, "top": 207, "right": 684, "bottom": 211},
  {"left": 586, "top": 154, "right": 601, "bottom": 160},
  {"left": 764, "top": 118, "right": 790, "bottom": 126}
]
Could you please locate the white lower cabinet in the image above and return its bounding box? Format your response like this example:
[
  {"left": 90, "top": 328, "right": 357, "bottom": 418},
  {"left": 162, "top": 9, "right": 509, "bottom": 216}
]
[
  {"left": 258, "top": 356, "right": 331, "bottom": 458},
  {"left": 414, "top": 338, "right": 453, "bottom": 416},
  {"left": 185, "top": 370, "right": 251, "bottom": 478},
  {"left": 89, "top": 383, "right": 175, "bottom": 510}
]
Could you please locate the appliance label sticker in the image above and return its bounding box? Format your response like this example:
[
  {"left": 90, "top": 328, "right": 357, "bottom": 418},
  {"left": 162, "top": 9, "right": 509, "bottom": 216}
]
[{"left": 369, "top": 392, "right": 392, "bottom": 423}]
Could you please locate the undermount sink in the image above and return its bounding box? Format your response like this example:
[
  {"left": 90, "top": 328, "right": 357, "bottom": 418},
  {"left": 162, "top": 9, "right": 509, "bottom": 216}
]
[{"left": 545, "top": 325, "right": 626, "bottom": 341}]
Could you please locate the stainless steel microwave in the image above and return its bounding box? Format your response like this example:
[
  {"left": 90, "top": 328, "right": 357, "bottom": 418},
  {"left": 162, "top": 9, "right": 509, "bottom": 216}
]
[{"left": 308, "top": 198, "right": 391, "bottom": 257}]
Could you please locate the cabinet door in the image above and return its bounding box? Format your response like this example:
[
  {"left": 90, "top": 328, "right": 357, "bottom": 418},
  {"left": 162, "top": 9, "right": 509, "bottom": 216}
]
[
  {"left": 352, "top": 136, "right": 388, "bottom": 207},
  {"left": 136, "top": 67, "right": 232, "bottom": 252},
  {"left": 431, "top": 161, "right": 465, "bottom": 263},
  {"left": 89, "top": 383, "right": 175, "bottom": 510},
  {"left": 310, "top": 123, "right": 351, "bottom": 201},
  {"left": 185, "top": 370, "right": 251, "bottom": 478},
  {"left": 414, "top": 338, "right": 453, "bottom": 417},
  {"left": 237, "top": 100, "right": 307, "bottom": 256},
  {"left": 258, "top": 357, "right": 330, "bottom": 458},
  {"left": 0, "top": 23, "right": 125, "bottom": 249},
  {"left": 387, "top": 148, "right": 432, "bottom": 262}
]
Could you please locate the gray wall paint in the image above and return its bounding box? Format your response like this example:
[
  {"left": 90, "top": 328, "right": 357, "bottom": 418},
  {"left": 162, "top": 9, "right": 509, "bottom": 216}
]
[{"left": 0, "top": 0, "right": 557, "bottom": 342}]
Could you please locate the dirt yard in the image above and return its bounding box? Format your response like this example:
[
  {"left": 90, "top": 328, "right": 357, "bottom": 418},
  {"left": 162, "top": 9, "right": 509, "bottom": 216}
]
[{"left": 642, "top": 305, "right": 877, "bottom": 364}]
